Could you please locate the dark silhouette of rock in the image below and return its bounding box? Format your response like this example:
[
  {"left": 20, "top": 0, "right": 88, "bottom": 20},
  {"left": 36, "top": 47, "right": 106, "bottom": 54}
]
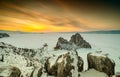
[
  {"left": 45, "top": 51, "right": 83, "bottom": 77},
  {"left": 87, "top": 52, "right": 115, "bottom": 77},
  {"left": 54, "top": 33, "right": 91, "bottom": 50},
  {"left": 54, "top": 37, "right": 70, "bottom": 50},
  {"left": 0, "top": 66, "right": 21, "bottom": 77},
  {"left": 70, "top": 33, "right": 91, "bottom": 48},
  {"left": 0, "top": 33, "right": 10, "bottom": 38}
]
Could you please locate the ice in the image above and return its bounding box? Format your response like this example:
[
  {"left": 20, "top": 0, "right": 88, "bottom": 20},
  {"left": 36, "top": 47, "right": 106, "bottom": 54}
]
[
  {"left": 0, "top": 33, "right": 120, "bottom": 77},
  {"left": 80, "top": 69, "right": 108, "bottom": 77}
]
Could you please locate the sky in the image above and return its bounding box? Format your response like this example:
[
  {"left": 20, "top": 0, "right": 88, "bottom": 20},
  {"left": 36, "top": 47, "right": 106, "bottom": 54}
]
[{"left": 0, "top": 0, "right": 120, "bottom": 32}]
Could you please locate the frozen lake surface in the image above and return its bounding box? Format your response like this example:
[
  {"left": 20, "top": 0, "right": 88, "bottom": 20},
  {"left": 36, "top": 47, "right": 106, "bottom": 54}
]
[{"left": 0, "top": 33, "right": 120, "bottom": 74}]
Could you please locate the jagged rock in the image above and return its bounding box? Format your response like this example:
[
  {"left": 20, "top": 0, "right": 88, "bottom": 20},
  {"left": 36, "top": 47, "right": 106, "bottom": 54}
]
[
  {"left": 45, "top": 51, "right": 83, "bottom": 77},
  {"left": 0, "top": 42, "right": 50, "bottom": 77},
  {"left": 87, "top": 52, "right": 115, "bottom": 77},
  {"left": 0, "top": 33, "right": 10, "bottom": 38},
  {"left": 54, "top": 33, "right": 91, "bottom": 50},
  {"left": 0, "top": 42, "right": 37, "bottom": 58},
  {"left": 70, "top": 33, "right": 91, "bottom": 48},
  {"left": 0, "top": 66, "right": 21, "bottom": 77},
  {"left": 54, "top": 37, "right": 71, "bottom": 50}
]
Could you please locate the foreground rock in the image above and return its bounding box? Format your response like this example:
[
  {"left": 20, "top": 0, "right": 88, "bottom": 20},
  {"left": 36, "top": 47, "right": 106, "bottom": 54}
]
[
  {"left": 0, "top": 33, "right": 10, "bottom": 38},
  {"left": 45, "top": 51, "right": 83, "bottom": 77},
  {"left": 0, "top": 42, "right": 36, "bottom": 58},
  {"left": 0, "top": 66, "right": 21, "bottom": 77},
  {"left": 87, "top": 52, "right": 115, "bottom": 77},
  {"left": 0, "top": 42, "right": 49, "bottom": 77},
  {"left": 54, "top": 33, "right": 91, "bottom": 50},
  {"left": 30, "top": 67, "right": 43, "bottom": 77}
]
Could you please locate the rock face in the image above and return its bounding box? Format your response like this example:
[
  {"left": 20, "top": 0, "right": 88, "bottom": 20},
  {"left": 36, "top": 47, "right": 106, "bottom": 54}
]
[
  {"left": 54, "top": 37, "right": 73, "bottom": 50},
  {"left": 0, "top": 33, "right": 10, "bottom": 38},
  {"left": 70, "top": 33, "right": 91, "bottom": 48},
  {"left": 45, "top": 51, "right": 83, "bottom": 77},
  {"left": 54, "top": 33, "right": 91, "bottom": 50},
  {"left": 87, "top": 52, "right": 115, "bottom": 77},
  {"left": 0, "top": 66, "right": 21, "bottom": 77}
]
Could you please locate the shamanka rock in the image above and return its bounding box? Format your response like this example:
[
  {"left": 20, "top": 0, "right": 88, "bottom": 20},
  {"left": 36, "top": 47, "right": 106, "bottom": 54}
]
[
  {"left": 87, "top": 52, "right": 115, "bottom": 77},
  {"left": 70, "top": 33, "right": 91, "bottom": 48},
  {"left": 54, "top": 33, "right": 91, "bottom": 50}
]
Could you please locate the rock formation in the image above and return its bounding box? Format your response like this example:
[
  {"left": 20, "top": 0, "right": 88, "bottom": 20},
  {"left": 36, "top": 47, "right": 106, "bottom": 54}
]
[
  {"left": 0, "top": 33, "right": 10, "bottom": 38},
  {"left": 87, "top": 52, "right": 115, "bottom": 77},
  {"left": 70, "top": 33, "right": 91, "bottom": 48},
  {"left": 54, "top": 37, "right": 73, "bottom": 50},
  {"left": 54, "top": 33, "right": 91, "bottom": 50},
  {"left": 44, "top": 51, "right": 83, "bottom": 77}
]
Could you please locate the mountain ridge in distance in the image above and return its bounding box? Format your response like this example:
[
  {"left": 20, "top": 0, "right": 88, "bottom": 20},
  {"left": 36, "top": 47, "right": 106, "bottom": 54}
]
[
  {"left": 83, "top": 30, "right": 120, "bottom": 34},
  {"left": 0, "top": 30, "right": 120, "bottom": 34}
]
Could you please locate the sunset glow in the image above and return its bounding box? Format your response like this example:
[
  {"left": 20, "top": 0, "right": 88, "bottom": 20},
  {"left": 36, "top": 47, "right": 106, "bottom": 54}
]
[{"left": 0, "top": 0, "right": 120, "bottom": 32}]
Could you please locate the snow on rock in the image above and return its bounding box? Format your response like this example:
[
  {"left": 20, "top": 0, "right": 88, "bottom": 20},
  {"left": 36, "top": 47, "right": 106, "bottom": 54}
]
[
  {"left": 44, "top": 50, "right": 83, "bottom": 77},
  {"left": 30, "top": 66, "right": 43, "bottom": 77},
  {"left": 54, "top": 33, "right": 91, "bottom": 50},
  {"left": 0, "top": 42, "right": 48, "bottom": 77},
  {"left": 0, "top": 66, "right": 21, "bottom": 77},
  {"left": 87, "top": 52, "right": 115, "bottom": 77}
]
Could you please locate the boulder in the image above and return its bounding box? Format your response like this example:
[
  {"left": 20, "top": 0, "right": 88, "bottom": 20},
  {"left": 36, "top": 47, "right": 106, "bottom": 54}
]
[
  {"left": 45, "top": 51, "right": 83, "bottom": 77},
  {"left": 0, "top": 66, "right": 21, "bottom": 77},
  {"left": 87, "top": 52, "right": 115, "bottom": 77}
]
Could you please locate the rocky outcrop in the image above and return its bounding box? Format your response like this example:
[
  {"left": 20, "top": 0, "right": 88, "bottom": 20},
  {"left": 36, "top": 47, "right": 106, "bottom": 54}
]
[
  {"left": 0, "top": 66, "right": 21, "bottom": 77},
  {"left": 87, "top": 52, "right": 115, "bottom": 77},
  {"left": 0, "top": 42, "right": 36, "bottom": 58},
  {"left": 45, "top": 51, "right": 83, "bottom": 77},
  {"left": 54, "top": 37, "right": 73, "bottom": 50},
  {"left": 0, "top": 33, "right": 10, "bottom": 38},
  {"left": 70, "top": 33, "right": 91, "bottom": 48},
  {"left": 54, "top": 33, "right": 91, "bottom": 50}
]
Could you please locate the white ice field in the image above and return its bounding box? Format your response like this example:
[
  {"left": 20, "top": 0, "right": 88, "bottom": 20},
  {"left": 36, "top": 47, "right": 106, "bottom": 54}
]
[{"left": 0, "top": 33, "right": 120, "bottom": 77}]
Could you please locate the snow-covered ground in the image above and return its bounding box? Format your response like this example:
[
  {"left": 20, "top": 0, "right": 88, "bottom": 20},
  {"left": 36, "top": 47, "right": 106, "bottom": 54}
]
[{"left": 0, "top": 33, "right": 120, "bottom": 77}]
